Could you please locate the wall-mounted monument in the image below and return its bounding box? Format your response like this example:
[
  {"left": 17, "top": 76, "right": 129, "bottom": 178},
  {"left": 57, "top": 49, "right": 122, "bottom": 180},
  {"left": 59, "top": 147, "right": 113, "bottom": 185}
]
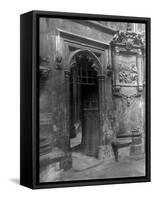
[{"left": 111, "top": 25, "right": 145, "bottom": 156}]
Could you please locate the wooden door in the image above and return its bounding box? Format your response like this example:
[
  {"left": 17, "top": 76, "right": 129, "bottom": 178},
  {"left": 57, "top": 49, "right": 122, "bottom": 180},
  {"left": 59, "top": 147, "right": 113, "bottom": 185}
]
[
  {"left": 69, "top": 53, "right": 100, "bottom": 156},
  {"left": 81, "top": 85, "right": 99, "bottom": 157}
]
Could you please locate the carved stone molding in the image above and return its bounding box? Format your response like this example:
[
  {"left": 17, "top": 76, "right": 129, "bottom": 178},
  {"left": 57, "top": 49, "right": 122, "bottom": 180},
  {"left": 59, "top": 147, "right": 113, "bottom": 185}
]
[
  {"left": 121, "top": 95, "right": 136, "bottom": 107},
  {"left": 111, "top": 30, "right": 144, "bottom": 50},
  {"left": 70, "top": 52, "right": 103, "bottom": 76},
  {"left": 114, "top": 46, "right": 120, "bottom": 55},
  {"left": 112, "top": 85, "right": 121, "bottom": 96},
  {"left": 106, "top": 64, "right": 113, "bottom": 77},
  {"left": 75, "top": 53, "right": 95, "bottom": 69},
  {"left": 55, "top": 54, "right": 63, "bottom": 70},
  {"left": 97, "top": 74, "right": 106, "bottom": 81},
  {"left": 137, "top": 85, "right": 144, "bottom": 96},
  {"left": 137, "top": 48, "right": 143, "bottom": 57}
]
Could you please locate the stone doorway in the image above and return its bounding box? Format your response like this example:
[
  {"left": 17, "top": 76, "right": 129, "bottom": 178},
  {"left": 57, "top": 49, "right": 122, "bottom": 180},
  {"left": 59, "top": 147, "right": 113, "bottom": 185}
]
[{"left": 69, "top": 53, "right": 100, "bottom": 157}]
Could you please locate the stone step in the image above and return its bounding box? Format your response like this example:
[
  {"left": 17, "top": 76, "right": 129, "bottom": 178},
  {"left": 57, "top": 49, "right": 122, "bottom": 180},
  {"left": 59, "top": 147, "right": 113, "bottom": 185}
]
[{"left": 40, "top": 145, "right": 52, "bottom": 155}]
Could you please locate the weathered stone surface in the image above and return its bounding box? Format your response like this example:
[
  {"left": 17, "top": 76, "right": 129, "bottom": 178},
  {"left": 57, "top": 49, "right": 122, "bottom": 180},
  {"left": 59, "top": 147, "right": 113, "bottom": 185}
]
[
  {"left": 97, "top": 145, "right": 114, "bottom": 161},
  {"left": 39, "top": 18, "right": 145, "bottom": 182},
  {"left": 60, "top": 153, "right": 72, "bottom": 170},
  {"left": 130, "top": 144, "right": 143, "bottom": 155}
]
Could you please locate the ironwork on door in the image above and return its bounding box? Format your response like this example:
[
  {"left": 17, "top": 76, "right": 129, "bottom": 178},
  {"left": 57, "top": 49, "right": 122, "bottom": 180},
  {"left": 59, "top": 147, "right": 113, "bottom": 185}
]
[{"left": 70, "top": 53, "right": 99, "bottom": 157}]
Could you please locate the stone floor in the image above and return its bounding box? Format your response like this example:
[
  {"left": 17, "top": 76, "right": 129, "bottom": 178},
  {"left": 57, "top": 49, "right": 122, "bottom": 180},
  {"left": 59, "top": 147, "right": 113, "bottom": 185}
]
[
  {"left": 40, "top": 147, "right": 145, "bottom": 182},
  {"left": 58, "top": 151, "right": 145, "bottom": 181}
]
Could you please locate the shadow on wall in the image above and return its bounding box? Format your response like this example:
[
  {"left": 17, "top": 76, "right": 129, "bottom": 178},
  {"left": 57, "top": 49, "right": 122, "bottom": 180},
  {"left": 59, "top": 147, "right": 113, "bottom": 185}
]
[{"left": 9, "top": 178, "right": 20, "bottom": 185}]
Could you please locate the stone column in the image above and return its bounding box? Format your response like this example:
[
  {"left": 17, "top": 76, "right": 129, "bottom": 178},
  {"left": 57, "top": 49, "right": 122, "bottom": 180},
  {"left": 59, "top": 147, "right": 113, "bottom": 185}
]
[
  {"left": 97, "top": 73, "right": 114, "bottom": 161},
  {"left": 130, "top": 49, "right": 144, "bottom": 156},
  {"left": 60, "top": 70, "right": 72, "bottom": 170},
  {"left": 97, "top": 74, "right": 106, "bottom": 145},
  {"left": 143, "top": 48, "right": 146, "bottom": 85},
  {"left": 137, "top": 49, "right": 143, "bottom": 89},
  {"left": 129, "top": 49, "right": 144, "bottom": 156},
  {"left": 112, "top": 46, "right": 120, "bottom": 85},
  {"left": 64, "top": 70, "right": 71, "bottom": 145}
]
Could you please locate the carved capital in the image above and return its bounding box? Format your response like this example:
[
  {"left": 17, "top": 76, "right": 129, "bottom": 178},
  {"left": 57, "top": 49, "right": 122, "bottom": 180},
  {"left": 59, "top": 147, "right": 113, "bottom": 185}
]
[
  {"left": 114, "top": 46, "right": 120, "bottom": 55},
  {"left": 137, "top": 49, "right": 143, "bottom": 57},
  {"left": 137, "top": 85, "right": 144, "bottom": 96},
  {"left": 97, "top": 74, "right": 105, "bottom": 81}
]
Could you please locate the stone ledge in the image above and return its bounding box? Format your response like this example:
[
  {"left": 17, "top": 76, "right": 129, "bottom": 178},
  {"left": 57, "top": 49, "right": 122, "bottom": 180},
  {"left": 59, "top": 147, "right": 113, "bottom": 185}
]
[
  {"left": 40, "top": 148, "right": 65, "bottom": 171},
  {"left": 40, "top": 148, "right": 65, "bottom": 162}
]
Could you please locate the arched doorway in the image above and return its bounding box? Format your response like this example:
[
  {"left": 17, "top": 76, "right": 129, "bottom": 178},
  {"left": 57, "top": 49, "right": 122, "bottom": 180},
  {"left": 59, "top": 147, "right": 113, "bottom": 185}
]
[{"left": 68, "top": 50, "right": 103, "bottom": 157}]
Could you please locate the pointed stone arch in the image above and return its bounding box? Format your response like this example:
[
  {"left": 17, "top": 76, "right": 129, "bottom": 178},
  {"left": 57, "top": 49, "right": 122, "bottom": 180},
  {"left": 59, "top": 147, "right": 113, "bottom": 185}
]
[
  {"left": 67, "top": 49, "right": 104, "bottom": 76},
  {"left": 64, "top": 48, "right": 106, "bottom": 157}
]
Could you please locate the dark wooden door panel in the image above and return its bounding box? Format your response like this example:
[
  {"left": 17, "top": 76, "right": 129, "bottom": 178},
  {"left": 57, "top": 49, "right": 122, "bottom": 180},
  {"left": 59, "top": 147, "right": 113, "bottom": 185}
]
[
  {"left": 81, "top": 86, "right": 99, "bottom": 157},
  {"left": 82, "top": 109, "right": 99, "bottom": 156}
]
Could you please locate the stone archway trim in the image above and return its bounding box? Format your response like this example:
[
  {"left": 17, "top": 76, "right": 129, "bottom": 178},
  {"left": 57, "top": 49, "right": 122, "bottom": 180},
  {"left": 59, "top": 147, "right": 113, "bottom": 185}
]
[
  {"left": 64, "top": 48, "right": 106, "bottom": 150},
  {"left": 67, "top": 49, "right": 104, "bottom": 76}
]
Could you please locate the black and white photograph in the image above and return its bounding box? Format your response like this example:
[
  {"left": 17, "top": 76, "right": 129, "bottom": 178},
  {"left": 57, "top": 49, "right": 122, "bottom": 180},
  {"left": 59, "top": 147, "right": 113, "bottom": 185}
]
[
  {"left": 39, "top": 16, "right": 149, "bottom": 183},
  {"left": 0, "top": 0, "right": 153, "bottom": 197}
]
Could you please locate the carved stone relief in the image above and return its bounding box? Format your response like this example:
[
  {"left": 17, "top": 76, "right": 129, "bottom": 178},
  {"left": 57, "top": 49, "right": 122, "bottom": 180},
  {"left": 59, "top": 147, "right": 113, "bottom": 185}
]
[
  {"left": 118, "top": 55, "right": 138, "bottom": 84},
  {"left": 119, "top": 63, "right": 138, "bottom": 84},
  {"left": 111, "top": 29, "right": 145, "bottom": 139},
  {"left": 111, "top": 28, "right": 144, "bottom": 88},
  {"left": 111, "top": 30, "right": 144, "bottom": 50}
]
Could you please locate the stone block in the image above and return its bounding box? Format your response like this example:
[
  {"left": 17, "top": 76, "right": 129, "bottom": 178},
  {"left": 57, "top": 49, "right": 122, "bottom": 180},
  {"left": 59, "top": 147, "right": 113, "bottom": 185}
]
[
  {"left": 97, "top": 145, "right": 114, "bottom": 161},
  {"left": 60, "top": 153, "right": 72, "bottom": 170},
  {"left": 130, "top": 144, "right": 143, "bottom": 155}
]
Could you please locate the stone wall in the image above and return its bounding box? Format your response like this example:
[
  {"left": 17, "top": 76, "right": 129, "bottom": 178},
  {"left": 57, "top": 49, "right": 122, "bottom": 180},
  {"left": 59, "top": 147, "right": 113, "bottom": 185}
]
[
  {"left": 39, "top": 18, "right": 116, "bottom": 171},
  {"left": 39, "top": 18, "right": 145, "bottom": 174}
]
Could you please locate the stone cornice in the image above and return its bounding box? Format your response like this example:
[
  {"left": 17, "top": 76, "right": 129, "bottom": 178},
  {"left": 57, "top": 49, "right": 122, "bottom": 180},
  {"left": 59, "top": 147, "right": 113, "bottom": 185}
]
[
  {"left": 58, "top": 28, "right": 109, "bottom": 49},
  {"left": 70, "top": 19, "right": 116, "bottom": 35}
]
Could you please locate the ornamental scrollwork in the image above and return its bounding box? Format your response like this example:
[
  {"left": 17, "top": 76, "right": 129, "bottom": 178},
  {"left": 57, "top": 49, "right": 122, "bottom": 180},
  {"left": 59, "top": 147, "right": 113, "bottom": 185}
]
[{"left": 111, "top": 30, "right": 144, "bottom": 50}]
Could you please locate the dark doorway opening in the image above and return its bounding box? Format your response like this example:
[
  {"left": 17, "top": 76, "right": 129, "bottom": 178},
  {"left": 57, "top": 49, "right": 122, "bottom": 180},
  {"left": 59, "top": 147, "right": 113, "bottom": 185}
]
[{"left": 69, "top": 53, "right": 99, "bottom": 157}]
